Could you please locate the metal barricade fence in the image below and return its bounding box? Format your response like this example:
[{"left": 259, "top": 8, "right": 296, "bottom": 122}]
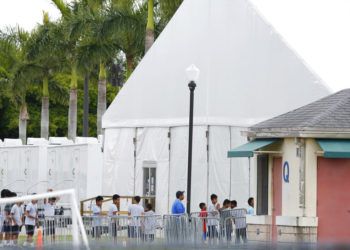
[
  {"left": 219, "top": 209, "right": 248, "bottom": 245},
  {"left": 189, "top": 208, "right": 248, "bottom": 246},
  {"left": 190, "top": 212, "right": 201, "bottom": 218},
  {"left": 82, "top": 215, "right": 163, "bottom": 245},
  {"left": 188, "top": 216, "right": 222, "bottom": 245},
  {"left": 35, "top": 210, "right": 248, "bottom": 247},
  {"left": 163, "top": 214, "right": 190, "bottom": 244},
  {"left": 82, "top": 215, "right": 111, "bottom": 240},
  {"left": 39, "top": 216, "right": 74, "bottom": 245}
]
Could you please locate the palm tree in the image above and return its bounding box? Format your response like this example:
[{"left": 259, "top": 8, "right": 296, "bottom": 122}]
[
  {"left": 0, "top": 28, "right": 35, "bottom": 144},
  {"left": 74, "top": 0, "right": 144, "bottom": 135},
  {"left": 50, "top": 0, "right": 82, "bottom": 140},
  {"left": 105, "top": 0, "right": 146, "bottom": 78},
  {"left": 69, "top": 0, "right": 116, "bottom": 135},
  {"left": 80, "top": 0, "right": 110, "bottom": 136},
  {"left": 26, "top": 12, "right": 62, "bottom": 139},
  {"left": 145, "top": 0, "right": 155, "bottom": 53},
  {"left": 158, "top": 0, "right": 183, "bottom": 25}
]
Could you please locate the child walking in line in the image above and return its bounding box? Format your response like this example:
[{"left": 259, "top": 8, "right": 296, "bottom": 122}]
[
  {"left": 0, "top": 189, "right": 11, "bottom": 247},
  {"left": 24, "top": 198, "right": 38, "bottom": 247},
  {"left": 232, "top": 207, "right": 248, "bottom": 244},
  {"left": 108, "top": 194, "right": 120, "bottom": 240},
  {"left": 199, "top": 203, "right": 208, "bottom": 241},
  {"left": 247, "top": 197, "right": 255, "bottom": 215},
  {"left": 3, "top": 192, "right": 17, "bottom": 246},
  {"left": 128, "top": 196, "right": 144, "bottom": 238},
  {"left": 207, "top": 194, "right": 220, "bottom": 239},
  {"left": 91, "top": 196, "right": 104, "bottom": 238},
  {"left": 143, "top": 203, "right": 156, "bottom": 242},
  {"left": 44, "top": 197, "right": 57, "bottom": 242},
  {"left": 10, "top": 200, "right": 23, "bottom": 246},
  {"left": 220, "top": 199, "right": 233, "bottom": 241}
]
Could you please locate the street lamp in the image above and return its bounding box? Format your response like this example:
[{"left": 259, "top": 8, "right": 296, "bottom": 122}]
[{"left": 186, "top": 64, "right": 200, "bottom": 214}]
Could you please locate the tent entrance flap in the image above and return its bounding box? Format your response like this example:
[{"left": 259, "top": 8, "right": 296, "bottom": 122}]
[
  {"left": 228, "top": 139, "right": 279, "bottom": 158},
  {"left": 317, "top": 139, "right": 350, "bottom": 158}
]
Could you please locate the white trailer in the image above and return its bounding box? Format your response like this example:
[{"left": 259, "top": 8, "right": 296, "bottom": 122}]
[
  {"left": 0, "top": 145, "right": 47, "bottom": 195},
  {"left": 46, "top": 143, "right": 103, "bottom": 201}
]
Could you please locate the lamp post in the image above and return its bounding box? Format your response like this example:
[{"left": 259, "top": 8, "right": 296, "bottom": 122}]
[{"left": 186, "top": 64, "right": 200, "bottom": 214}]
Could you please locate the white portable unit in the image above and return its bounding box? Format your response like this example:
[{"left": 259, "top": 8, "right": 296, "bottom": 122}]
[
  {"left": 4, "top": 139, "right": 22, "bottom": 146},
  {"left": 49, "top": 137, "right": 74, "bottom": 145},
  {"left": 46, "top": 143, "right": 103, "bottom": 201},
  {"left": 75, "top": 137, "right": 99, "bottom": 144},
  {"left": 27, "top": 138, "right": 49, "bottom": 146},
  {"left": 0, "top": 145, "right": 47, "bottom": 195}
]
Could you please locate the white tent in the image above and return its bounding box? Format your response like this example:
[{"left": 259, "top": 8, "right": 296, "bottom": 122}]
[{"left": 102, "top": 0, "right": 331, "bottom": 213}]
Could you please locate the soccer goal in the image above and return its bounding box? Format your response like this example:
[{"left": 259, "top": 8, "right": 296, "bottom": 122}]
[{"left": 0, "top": 189, "right": 89, "bottom": 249}]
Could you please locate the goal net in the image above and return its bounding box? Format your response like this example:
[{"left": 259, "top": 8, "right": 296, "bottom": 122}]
[{"left": 0, "top": 189, "right": 89, "bottom": 249}]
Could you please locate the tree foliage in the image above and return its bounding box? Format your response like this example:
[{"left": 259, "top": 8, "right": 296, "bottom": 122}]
[{"left": 0, "top": 0, "right": 183, "bottom": 140}]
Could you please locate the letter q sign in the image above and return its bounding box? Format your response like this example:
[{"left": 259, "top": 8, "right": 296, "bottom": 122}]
[{"left": 283, "top": 161, "right": 289, "bottom": 183}]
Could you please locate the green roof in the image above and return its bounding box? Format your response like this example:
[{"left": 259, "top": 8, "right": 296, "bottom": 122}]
[
  {"left": 317, "top": 139, "right": 350, "bottom": 158},
  {"left": 228, "top": 139, "right": 280, "bottom": 158}
]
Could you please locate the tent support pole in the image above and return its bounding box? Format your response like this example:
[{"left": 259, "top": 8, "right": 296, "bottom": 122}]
[
  {"left": 229, "top": 127, "right": 232, "bottom": 199},
  {"left": 133, "top": 128, "right": 137, "bottom": 196},
  {"left": 248, "top": 157, "right": 251, "bottom": 197},
  {"left": 206, "top": 126, "right": 210, "bottom": 205},
  {"left": 167, "top": 128, "right": 171, "bottom": 213}
]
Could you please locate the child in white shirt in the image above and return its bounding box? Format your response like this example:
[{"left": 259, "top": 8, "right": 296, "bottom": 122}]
[
  {"left": 91, "top": 196, "right": 103, "bottom": 238},
  {"left": 24, "top": 199, "right": 38, "bottom": 247},
  {"left": 44, "top": 197, "right": 57, "bottom": 241},
  {"left": 10, "top": 202, "right": 23, "bottom": 246},
  {"left": 143, "top": 203, "right": 156, "bottom": 242},
  {"left": 128, "top": 196, "right": 144, "bottom": 238},
  {"left": 108, "top": 194, "right": 120, "bottom": 217},
  {"left": 108, "top": 194, "right": 120, "bottom": 239}
]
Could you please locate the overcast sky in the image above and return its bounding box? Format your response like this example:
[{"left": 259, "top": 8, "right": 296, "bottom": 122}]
[{"left": 1, "top": 0, "right": 350, "bottom": 92}]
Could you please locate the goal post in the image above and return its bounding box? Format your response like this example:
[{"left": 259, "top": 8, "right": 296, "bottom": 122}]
[{"left": 0, "top": 189, "right": 89, "bottom": 249}]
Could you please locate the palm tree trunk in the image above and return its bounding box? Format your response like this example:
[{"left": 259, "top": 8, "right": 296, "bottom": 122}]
[
  {"left": 19, "top": 103, "right": 29, "bottom": 144},
  {"left": 68, "top": 64, "right": 78, "bottom": 140},
  {"left": 41, "top": 76, "right": 49, "bottom": 139},
  {"left": 145, "top": 0, "right": 155, "bottom": 53},
  {"left": 97, "top": 62, "right": 107, "bottom": 136},
  {"left": 83, "top": 74, "right": 89, "bottom": 137},
  {"left": 126, "top": 54, "right": 135, "bottom": 79}
]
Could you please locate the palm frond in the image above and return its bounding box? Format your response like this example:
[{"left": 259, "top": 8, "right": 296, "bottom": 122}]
[{"left": 51, "top": 0, "right": 71, "bottom": 18}]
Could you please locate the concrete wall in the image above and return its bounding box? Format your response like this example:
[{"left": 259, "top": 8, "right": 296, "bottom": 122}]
[
  {"left": 304, "top": 139, "right": 320, "bottom": 217},
  {"left": 281, "top": 138, "right": 302, "bottom": 216},
  {"left": 279, "top": 138, "right": 319, "bottom": 217}
]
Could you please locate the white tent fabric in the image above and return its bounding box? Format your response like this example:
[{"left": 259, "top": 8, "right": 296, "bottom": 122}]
[
  {"left": 166, "top": 126, "right": 208, "bottom": 212},
  {"left": 102, "top": 0, "right": 331, "bottom": 214},
  {"left": 229, "top": 127, "right": 251, "bottom": 206},
  {"left": 134, "top": 128, "right": 170, "bottom": 214},
  {"left": 103, "top": 0, "right": 330, "bottom": 129},
  {"left": 208, "top": 127, "right": 232, "bottom": 204},
  {"left": 167, "top": 127, "right": 187, "bottom": 210},
  {"left": 103, "top": 129, "right": 135, "bottom": 196}
]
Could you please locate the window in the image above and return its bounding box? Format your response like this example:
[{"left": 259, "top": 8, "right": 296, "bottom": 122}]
[
  {"left": 256, "top": 155, "right": 269, "bottom": 215},
  {"left": 143, "top": 161, "right": 157, "bottom": 209}
]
